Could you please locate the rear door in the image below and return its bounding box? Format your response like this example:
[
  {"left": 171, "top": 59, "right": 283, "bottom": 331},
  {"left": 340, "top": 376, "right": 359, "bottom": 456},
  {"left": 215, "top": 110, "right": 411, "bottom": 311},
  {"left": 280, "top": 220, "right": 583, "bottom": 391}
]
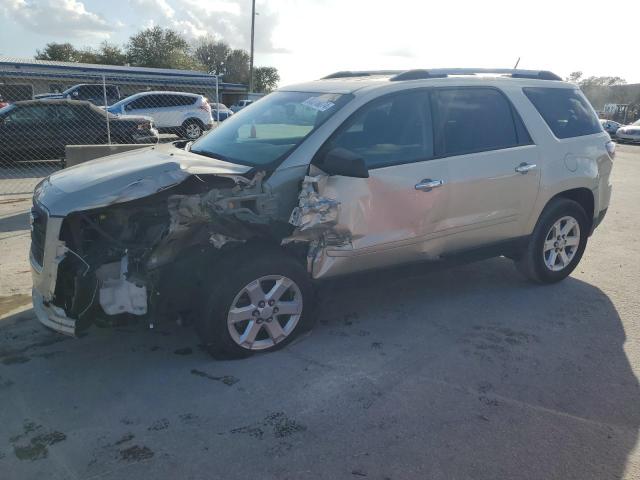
[
  {"left": 430, "top": 87, "right": 540, "bottom": 252},
  {"left": 166, "top": 94, "right": 196, "bottom": 127},
  {"left": 309, "top": 89, "right": 452, "bottom": 278}
]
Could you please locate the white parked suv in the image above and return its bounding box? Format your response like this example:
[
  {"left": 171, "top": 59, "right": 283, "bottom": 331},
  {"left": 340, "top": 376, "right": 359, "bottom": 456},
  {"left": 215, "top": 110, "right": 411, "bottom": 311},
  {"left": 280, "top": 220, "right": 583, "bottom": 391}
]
[
  {"left": 108, "top": 91, "right": 214, "bottom": 139},
  {"left": 30, "top": 68, "right": 613, "bottom": 358}
]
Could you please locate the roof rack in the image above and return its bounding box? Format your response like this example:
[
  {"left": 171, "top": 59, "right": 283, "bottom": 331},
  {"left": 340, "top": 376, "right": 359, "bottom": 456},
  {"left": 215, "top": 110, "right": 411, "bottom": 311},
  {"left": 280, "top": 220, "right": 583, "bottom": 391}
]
[
  {"left": 390, "top": 68, "right": 562, "bottom": 81},
  {"left": 322, "top": 70, "right": 403, "bottom": 79},
  {"left": 321, "top": 68, "right": 562, "bottom": 81}
]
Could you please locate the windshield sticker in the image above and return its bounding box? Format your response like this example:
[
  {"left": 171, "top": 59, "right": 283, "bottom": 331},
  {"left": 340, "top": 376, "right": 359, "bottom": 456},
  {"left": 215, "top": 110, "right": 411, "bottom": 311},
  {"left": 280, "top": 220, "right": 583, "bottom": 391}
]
[{"left": 302, "top": 96, "right": 335, "bottom": 112}]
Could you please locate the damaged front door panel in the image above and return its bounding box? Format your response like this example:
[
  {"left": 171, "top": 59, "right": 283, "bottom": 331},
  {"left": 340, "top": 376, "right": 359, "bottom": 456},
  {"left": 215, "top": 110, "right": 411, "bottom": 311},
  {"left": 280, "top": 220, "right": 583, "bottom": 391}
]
[{"left": 286, "top": 159, "right": 451, "bottom": 279}]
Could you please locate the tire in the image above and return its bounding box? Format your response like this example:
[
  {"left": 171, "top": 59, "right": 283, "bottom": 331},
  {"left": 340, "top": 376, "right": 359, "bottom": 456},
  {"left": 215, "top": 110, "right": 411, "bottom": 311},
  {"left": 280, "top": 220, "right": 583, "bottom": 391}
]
[
  {"left": 515, "top": 198, "right": 589, "bottom": 284},
  {"left": 182, "top": 119, "right": 204, "bottom": 140},
  {"left": 195, "top": 247, "right": 315, "bottom": 359}
]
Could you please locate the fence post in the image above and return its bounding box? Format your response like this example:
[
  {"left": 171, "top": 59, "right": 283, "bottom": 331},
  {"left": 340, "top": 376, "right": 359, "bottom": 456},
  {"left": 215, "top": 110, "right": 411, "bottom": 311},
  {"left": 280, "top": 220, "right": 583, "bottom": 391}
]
[{"left": 102, "top": 75, "right": 111, "bottom": 145}]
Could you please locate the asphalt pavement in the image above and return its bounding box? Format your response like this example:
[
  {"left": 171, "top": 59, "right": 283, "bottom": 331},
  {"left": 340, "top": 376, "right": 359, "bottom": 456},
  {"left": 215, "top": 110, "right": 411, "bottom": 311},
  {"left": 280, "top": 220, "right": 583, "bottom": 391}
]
[{"left": 1, "top": 145, "right": 639, "bottom": 480}]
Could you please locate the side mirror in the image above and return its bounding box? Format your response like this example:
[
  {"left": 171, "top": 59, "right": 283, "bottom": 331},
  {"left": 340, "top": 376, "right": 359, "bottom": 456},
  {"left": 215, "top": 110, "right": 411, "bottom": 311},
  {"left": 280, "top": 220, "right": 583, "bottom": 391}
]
[
  {"left": 72, "top": 91, "right": 79, "bottom": 97},
  {"left": 318, "top": 148, "right": 369, "bottom": 178}
]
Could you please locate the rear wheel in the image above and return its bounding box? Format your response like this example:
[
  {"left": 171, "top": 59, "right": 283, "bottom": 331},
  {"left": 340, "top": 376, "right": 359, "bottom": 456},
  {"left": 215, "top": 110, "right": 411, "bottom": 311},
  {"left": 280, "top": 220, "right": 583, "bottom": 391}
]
[
  {"left": 196, "top": 249, "right": 315, "bottom": 359},
  {"left": 515, "top": 198, "right": 589, "bottom": 283},
  {"left": 182, "top": 119, "right": 204, "bottom": 139}
]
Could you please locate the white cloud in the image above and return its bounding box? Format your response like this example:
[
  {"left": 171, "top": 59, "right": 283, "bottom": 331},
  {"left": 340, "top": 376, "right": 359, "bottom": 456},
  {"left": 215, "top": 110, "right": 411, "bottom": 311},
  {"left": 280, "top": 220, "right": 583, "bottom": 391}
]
[
  {"left": 130, "top": 0, "right": 174, "bottom": 19},
  {"left": 0, "top": 0, "right": 116, "bottom": 38},
  {"left": 127, "top": 0, "right": 285, "bottom": 53}
]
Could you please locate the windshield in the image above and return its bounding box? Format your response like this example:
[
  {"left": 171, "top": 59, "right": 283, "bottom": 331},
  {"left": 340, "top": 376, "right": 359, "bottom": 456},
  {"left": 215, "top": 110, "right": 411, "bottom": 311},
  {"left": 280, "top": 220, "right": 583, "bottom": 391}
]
[{"left": 190, "top": 91, "right": 351, "bottom": 167}]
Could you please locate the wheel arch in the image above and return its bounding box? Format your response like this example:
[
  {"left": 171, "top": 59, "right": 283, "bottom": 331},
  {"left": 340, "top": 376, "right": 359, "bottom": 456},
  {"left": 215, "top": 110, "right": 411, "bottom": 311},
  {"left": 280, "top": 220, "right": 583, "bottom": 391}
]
[
  {"left": 544, "top": 187, "right": 595, "bottom": 234},
  {"left": 181, "top": 117, "right": 205, "bottom": 128}
]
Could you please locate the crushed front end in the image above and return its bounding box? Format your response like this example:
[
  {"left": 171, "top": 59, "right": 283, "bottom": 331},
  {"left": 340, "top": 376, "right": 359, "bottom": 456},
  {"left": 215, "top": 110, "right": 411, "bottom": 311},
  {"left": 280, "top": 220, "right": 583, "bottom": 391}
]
[{"left": 30, "top": 162, "right": 284, "bottom": 336}]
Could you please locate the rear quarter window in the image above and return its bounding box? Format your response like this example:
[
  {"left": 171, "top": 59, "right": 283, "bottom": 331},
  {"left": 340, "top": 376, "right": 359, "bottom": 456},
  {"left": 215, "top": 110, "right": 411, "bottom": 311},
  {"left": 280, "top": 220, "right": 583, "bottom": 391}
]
[{"left": 523, "top": 87, "right": 602, "bottom": 139}]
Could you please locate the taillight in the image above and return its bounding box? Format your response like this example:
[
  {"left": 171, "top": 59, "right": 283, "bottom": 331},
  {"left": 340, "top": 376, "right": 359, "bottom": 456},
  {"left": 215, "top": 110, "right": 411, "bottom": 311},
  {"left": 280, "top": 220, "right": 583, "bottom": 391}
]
[
  {"left": 199, "top": 101, "right": 211, "bottom": 113},
  {"left": 605, "top": 140, "right": 616, "bottom": 158}
]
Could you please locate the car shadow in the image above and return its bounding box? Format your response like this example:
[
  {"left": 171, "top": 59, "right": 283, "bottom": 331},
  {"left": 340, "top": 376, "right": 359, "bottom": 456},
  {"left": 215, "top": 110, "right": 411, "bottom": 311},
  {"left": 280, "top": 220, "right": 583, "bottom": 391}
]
[
  {"left": 0, "top": 211, "right": 29, "bottom": 233},
  {"left": 311, "top": 257, "right": 640, "bottom": 478},
  {"left": 0, "top": 257, "right": 637, "bottom": 479}
]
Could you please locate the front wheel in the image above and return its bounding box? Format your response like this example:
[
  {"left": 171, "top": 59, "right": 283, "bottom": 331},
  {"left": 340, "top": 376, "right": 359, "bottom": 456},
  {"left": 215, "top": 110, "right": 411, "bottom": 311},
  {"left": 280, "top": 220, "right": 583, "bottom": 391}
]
[
  {"left": 515, "top": 198, "right": 589, "bottom": 283},
  {"left": 195, "top": 249, "right": 315, "bottom": 359}
]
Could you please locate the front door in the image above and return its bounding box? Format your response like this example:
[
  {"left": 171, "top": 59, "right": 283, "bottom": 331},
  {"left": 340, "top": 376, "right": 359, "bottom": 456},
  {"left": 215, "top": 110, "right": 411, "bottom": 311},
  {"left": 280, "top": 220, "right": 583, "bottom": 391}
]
[
  {"left": 0, "top": 104, "right": 58, "bottom": 161},
  {"left": 309, "top": 89, "right": 452, "bottom": 279}
]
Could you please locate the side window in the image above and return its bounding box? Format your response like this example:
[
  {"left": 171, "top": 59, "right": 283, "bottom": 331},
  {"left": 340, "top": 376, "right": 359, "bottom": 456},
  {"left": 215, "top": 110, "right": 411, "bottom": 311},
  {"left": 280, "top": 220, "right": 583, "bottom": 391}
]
[
  {"left": 106, "top": 86, "right": 119, "bottom": 98},
  {"left": 128, "top": 95, "right": 153, "bottom": 110},
  {"left": 176, "top": 95, "right": 197, "bottom": 106},
  {"left": 323, "top": 91, "right": 432, "bottom": 169},
  {"left": 5, "top": 105, "right": 52, "bottom": 124},
  {"left": 56, "top": 105, "right": 97, "bottom": 122},
  {"left": 523, "top": 87, "right": 601, "bottom": 139},
  {"left": 56, "top": 106, "right": 80, "bottom": 122},
  {"left": 432, "top": 88, "right": 522, "bottom": 156},
  {"left": 76, "top": 85, "right": 99, "bottom": 99}
]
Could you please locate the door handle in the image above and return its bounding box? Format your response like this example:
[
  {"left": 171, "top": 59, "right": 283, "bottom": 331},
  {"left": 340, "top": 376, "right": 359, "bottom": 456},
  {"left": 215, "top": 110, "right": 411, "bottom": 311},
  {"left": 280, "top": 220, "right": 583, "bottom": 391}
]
[
  {"left": 515, "top": 162, "right": 537, "bottom": 174},
  {"left": 415, "top": 179, "right": 444, "bottom": 192}
]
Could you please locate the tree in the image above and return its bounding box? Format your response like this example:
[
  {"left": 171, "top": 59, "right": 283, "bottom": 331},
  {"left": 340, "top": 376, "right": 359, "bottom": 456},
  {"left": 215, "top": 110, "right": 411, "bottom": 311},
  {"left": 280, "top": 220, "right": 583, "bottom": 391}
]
[
  {"left": 254, "top": 66, "right": 280, "bottom": 93},
  {"left": 126, "top": 26, "right": 196, "bottom": 69},
  {"left": 193, "top": 37, "right": 230, "bottom": 74},
  {"left": 35, "top": 43, "right": 79, "bottom": 62},
  {"left": 224, "top": 49, "right": 250, "bottom": 85},
  {"left": 566, "top": 71, "right": 583, "bottom": 84},
  {"left": 95, "top": 42, "right": 127, "bottom": 65}
]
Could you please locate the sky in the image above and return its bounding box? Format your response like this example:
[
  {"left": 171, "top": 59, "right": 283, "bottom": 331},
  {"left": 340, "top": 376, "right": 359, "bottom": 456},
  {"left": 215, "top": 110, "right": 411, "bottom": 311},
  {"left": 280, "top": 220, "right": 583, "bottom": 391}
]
[{"left": 1, "top": 0, "right": 639, "bottom": 86}]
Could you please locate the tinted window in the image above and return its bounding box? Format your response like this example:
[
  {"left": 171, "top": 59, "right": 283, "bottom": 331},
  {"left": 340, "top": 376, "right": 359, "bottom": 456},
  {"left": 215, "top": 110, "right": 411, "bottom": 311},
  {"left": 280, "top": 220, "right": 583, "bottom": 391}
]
[
  {"left": 324, "top": 91, "right": 432, "bottom": 169},
  {"left": 432, "top": 88, "right": 523, "bottom": 156},
  {"left": 128, "top": 95, "right": 155, "bottom": 110},
  {"left": 56, "top": 105, "right": 99, "bottom": 122},
  {"left": 5, "top": 105, "right": 53, "bottom": 124},
  {"left": 172, "top": 95, "right": 197, "bottom": 106},
  {"left": 105, "top": 86, "right": 119, "bottom": 97},
  {"left": 76, "top": 85, "right": 103, "bottom": 98},
  {"left": 523, "top": 87, "right": 601, "bottom": 139}
]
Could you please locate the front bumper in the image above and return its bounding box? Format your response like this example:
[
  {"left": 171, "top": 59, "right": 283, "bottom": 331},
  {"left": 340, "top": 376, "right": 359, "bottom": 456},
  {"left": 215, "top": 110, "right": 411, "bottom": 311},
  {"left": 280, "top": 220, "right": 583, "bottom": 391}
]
[
  {"left": 32, "top": 288, "right": 76, "bottom": 335},
  {"left": 616, "top": 132, "right": 640, "bottom": 143},
  {"left": 30, "top": 214, "right": 78, "bottom": 336},
  {"left": 133, "top": 128, "right": 159, "bottom": 144}
]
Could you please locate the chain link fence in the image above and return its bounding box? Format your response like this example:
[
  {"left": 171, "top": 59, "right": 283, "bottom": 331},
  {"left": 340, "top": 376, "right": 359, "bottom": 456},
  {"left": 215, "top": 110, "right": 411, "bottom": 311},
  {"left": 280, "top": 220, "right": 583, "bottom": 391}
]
[{"left": 0, "top": 69, "right": 244, "bottom": 195}]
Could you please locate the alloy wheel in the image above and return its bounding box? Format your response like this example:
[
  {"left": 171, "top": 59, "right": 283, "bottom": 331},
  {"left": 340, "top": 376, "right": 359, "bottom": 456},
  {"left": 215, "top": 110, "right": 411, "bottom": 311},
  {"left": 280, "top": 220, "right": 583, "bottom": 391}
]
[
  {"left": 543, "top": 216, "right": 581, "bottom": 272},
  {"left": 185, "top": 123, "right": 202, "bottom": 139},
  {"left": 227, "top": 275, "right": 303, "bottom": 350}
]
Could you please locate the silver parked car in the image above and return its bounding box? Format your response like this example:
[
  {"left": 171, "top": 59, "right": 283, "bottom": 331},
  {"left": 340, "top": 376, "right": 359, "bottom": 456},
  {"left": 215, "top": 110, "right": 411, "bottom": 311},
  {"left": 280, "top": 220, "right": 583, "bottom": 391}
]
[
  {"left": 30, "top": 68, "right": 613, "bottom": 358},
  {"left": 615, "top": 119, "right": 640, "bottom": 144},
  {"left": 599, "top": 119, "right": 622, "bottom": 137}
]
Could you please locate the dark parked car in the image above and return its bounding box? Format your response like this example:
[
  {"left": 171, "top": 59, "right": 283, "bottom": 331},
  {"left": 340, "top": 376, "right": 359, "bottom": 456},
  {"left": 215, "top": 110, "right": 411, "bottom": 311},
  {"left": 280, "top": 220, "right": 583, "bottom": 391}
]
[
  {"left": 211, "top": 103, "right": 234, "bottom": 122},
  {"left": 34, "top": 84, "right": 121, "bottom": 106},
  {"left": 0, "top": 99, "right": 158, "bottom": 164}
]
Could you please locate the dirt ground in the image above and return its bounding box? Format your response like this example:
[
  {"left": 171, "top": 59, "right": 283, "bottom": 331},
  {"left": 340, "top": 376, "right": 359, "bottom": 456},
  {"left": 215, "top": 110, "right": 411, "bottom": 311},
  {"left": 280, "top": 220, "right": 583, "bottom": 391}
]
[{"left": 0, "top": 145, "right": 639, "bottom": 479}]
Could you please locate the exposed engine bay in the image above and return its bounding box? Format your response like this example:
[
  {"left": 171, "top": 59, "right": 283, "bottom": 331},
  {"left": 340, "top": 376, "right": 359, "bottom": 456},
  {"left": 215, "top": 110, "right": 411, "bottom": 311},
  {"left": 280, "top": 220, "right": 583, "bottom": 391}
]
[{"left": 46, "top": 169, "right": 294, "bottom": 329}]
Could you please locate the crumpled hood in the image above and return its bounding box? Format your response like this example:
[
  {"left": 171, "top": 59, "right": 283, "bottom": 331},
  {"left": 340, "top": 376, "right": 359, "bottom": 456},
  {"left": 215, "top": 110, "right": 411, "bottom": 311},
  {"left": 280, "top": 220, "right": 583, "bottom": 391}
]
[{"left": 35, "top": 143, "right": 252, "bottom": 216}]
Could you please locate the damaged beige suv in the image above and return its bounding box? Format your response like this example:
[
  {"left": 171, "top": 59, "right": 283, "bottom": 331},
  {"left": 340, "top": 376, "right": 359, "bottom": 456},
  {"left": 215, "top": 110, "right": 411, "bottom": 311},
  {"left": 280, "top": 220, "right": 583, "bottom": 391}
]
[{"left": 30, "top": 68, "right": 614, "bottom": 358}]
